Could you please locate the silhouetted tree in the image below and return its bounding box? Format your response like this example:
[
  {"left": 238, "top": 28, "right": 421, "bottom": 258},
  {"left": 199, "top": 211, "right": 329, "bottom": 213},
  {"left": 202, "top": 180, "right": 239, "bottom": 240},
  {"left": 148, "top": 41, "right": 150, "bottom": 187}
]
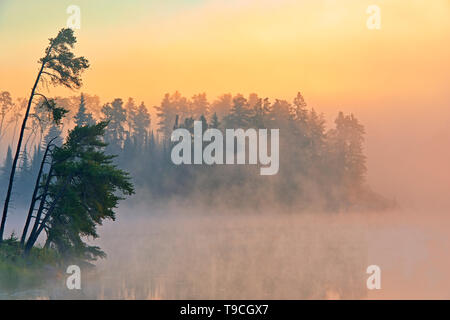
[
  {"left": 209, "top": 112, "right": 220, "bottom": 129},
  {"left": 210, "top": 94, "right": 232, "bottom": 120},
  {"left": 0, "top": 91, "right": 14, "bottom": 144},
  {"left": 224, "top": 95, "right": 252, "bottom": 128},
  {"left": 24, "top": 122, "right": 134, "bottom": 260},
  {"left": 155, "top": 92, "right": 189, "bottom": 141},
  {"left": 132, "top": 102, "right": 151, "bottom": 149},
  {"left": 74, "top": 93, "right": 94, "bottom": 126},
  {"left": 0, "top": 28, "right": 89, "bottom": 241},
  {"left": 44, "top": 124, "right": 63, "bottom": 147},
  {"left": 326, "top": 112, "right": 367, "bottom": 209},
  {"left": 190, "top": 93, "right": 209, "bottom": 120},
  {"left": 102, "top": 98, "right": 127, "bottom": 155},
  {"left": 1, "top": 147, "right": 12, "bottom": 183}
]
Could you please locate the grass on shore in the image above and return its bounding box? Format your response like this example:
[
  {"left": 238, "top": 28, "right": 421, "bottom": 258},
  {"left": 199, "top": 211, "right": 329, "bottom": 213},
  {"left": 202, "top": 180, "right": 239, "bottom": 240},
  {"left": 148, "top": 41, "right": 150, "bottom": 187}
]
[{"left": 0, "top": 234, "right": 62, "bottom": 293}]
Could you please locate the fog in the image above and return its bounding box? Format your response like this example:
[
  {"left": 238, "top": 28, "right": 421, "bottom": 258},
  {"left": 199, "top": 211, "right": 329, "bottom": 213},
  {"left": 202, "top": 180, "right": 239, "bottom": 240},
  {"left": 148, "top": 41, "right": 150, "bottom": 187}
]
[
  {"left": 49, "top": 204, "right": 369, "bottom": 299},
  {"left": 0, "top": 202, "right": 439, "bottom": 299},
  {"left": 70, "top": 203, "right": 443, "bottom": 300},
  {"left": 3, "top": 103, "right": 450, "bottom": 299},
  {"left": 82, "top": 96, "right": 450, "bottom": 299}
]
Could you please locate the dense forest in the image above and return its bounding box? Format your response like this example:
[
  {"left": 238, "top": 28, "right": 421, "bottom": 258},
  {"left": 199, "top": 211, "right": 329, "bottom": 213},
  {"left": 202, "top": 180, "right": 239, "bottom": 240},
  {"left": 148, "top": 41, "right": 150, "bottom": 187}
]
[{"left": 0, "top": 90, "right": 391, "bottom": 212}]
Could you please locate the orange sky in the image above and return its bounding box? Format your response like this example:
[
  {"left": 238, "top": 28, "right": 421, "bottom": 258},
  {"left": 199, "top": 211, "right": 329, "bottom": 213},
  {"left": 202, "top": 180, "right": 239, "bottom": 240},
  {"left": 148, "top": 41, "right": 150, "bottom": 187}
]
[
  {"left": 0, "top": 0, "right": 448, "bottom": 107},
  {"left": 1, "top": 0, "right": 449, "bottom": 208}
]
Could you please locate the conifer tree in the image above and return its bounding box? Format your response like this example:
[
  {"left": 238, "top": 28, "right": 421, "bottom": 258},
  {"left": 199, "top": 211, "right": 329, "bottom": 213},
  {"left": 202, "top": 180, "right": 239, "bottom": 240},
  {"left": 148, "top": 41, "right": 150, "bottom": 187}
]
[
  {"left": 101, "top": 98, "right": 127, "bottom": 155},
  {"left": 209, "top": 112, "right": 220, "bottom": 129},
  {"left": 1, "top": 28, "right": 89, "bottom": 241},
  {"left": 24, "top": 122, "right": 134, "bottom": 259},
  {"left": 74, "top": 93, "right": 94, "bottom": 126},
  {"left": 224, "top": 95, "right": 252, "bottom": 128},
  {"left": 1, "top": 146, "right": 12, "bottom": 183},
  {"left": 132, "top": 102, "right": 151, "bottom": 149}
]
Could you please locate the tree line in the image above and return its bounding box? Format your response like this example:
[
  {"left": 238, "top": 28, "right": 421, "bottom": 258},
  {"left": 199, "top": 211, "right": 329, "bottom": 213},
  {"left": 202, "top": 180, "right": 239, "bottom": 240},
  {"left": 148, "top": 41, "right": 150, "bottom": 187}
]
[{"left": 2, "top": 89, "right": 391, "bottom": 214}]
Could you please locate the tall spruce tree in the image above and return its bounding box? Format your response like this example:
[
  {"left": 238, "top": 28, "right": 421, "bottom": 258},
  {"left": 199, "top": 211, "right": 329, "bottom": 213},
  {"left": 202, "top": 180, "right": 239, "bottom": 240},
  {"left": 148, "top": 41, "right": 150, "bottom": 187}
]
[
  {"left": 74, "top": 93, "right": 94, "bottom": 126},
  {"left": 101, "top": 98, "right": 127, "bottom": 155},
  {"left": 224, "top": 95, "right": 252, "bottom": 128}
]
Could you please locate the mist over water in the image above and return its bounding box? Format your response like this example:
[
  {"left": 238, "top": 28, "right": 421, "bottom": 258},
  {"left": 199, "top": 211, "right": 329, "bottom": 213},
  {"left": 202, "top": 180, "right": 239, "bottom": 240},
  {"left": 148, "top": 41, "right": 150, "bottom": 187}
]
[
  {"left": 85, "top": 204, "right": 369, "bottom": 300},
  {"left": 366, "top": 210, "right": 450, "bottom": 299},
  {"left": 3, "top": 191, "right": 450, "bottom": 300},
  {"left": 75, "top": 206, "right": 445, "bottom": 300},
  {"left": 14, "top": 198, "right": 435, "bottom": 300},
  {"left": 2, "top": 99, "right": 448, "bottom": 299}
]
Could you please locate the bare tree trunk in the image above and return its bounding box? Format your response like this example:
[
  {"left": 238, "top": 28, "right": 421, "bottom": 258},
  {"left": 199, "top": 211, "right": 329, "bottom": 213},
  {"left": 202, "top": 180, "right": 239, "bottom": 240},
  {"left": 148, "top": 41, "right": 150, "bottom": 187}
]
[
  {"left": 0, "top": 62, "right": 45, "bottom": 243},
  {"left": 0, "top": 62, "right": 45, "bottom": 242},
  {"left": 24, "top": 177, "right": 71, "bottom": 253},
  {"left": 20, "top": 140, "right": 54, "bottom": 245},
  {"left": 25, "top": 164, "right": 54, "bottom": 248}
]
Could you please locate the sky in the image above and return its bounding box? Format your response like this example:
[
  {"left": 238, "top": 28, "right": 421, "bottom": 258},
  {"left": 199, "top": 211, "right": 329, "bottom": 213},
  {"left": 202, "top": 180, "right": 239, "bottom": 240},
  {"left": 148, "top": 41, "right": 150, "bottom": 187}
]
[
  {"left": 1, "top": 0, "right": 449, "bottom": 104},
  {"left": 0, "top": 0, "right": 449, "bottom": 208}
]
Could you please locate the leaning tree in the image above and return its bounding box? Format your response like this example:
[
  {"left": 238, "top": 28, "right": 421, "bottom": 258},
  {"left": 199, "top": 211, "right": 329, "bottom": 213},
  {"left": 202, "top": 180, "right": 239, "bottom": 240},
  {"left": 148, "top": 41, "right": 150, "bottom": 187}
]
[
  {"left": 22, "top": 122, "right": 134, "bottom": 260},
  {"left": 0, "top": 28, "right": 89, "bottom": 241}
]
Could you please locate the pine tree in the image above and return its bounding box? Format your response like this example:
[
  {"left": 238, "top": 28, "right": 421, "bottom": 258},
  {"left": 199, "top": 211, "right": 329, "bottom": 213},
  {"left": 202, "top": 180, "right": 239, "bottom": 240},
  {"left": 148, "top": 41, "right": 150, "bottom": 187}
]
[
  {"left": 155, "top": 93, "right": 177, "bottom": 141},
  {"left": 249, "top": 97, "right": 270, "bottom": 128},
  {"left": 1, "top": 146, "right": 13, "bottom": 180},
  {"left": 269, "top": 99, "right": 292, "bottom": 125},
  {"left": 326, "top": 112, "right": 367, "bottom": 209},
  {"left": 15, "top": 147, "right": 34, "bottom": 200},
  {"left": 24, "top": 122, "right": 134, "bottom": 259},
  {"left": 224, "top": 94, "right": 252, "bottom": 128},
  {"left": 29, "top": 145, "right": 43, "bottom": 192},
  {"left": 74, "top": 93, "right": 94, "bottom": 126},
  {"left": 0, "top": 91, "right": 14, "bottom": 144},
  {"left": 1, "top": 28, "right": 88, "bottom": 241},
  {"left": 155, "top": 92, "right": 188, "bottom": 140},
  {"left": 101, "top": 98, "right": 127, "bottom": 154},
  {"left": 190, "top": 93, "right": 209, "bottom": 120},
  {"left": 210, "top": 94, "right": 232, "bottom": 120},
  {"left": 199, "top": 115, "right": 208, "bottom": 132},
  {"left": 209, "top": 112, "right": 220, "bottom": 129},
  {"left": 132, "top": 102, "right": 151, "bottom": 149},
  {"left": 45, "top": 124, "right": 63, "bottom": 147},
  {"left": 307, "top": 108, "right": 326, "bottom": 154},
  {"left": 0, "top": 146, "right": 13, "bottom": 193},
  {"left": 125, "top": 97, "right": 138, "bottom": 136},
  {"left": 292, "top": 92, "right": 308, "bottom": 123}
]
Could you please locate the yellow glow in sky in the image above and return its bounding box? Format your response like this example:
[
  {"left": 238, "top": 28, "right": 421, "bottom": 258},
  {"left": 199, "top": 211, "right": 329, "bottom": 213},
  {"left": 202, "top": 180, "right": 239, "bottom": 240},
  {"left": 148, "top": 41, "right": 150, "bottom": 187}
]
[{"left": 0, "top": 0, "right": 449, "bottom": 111}]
